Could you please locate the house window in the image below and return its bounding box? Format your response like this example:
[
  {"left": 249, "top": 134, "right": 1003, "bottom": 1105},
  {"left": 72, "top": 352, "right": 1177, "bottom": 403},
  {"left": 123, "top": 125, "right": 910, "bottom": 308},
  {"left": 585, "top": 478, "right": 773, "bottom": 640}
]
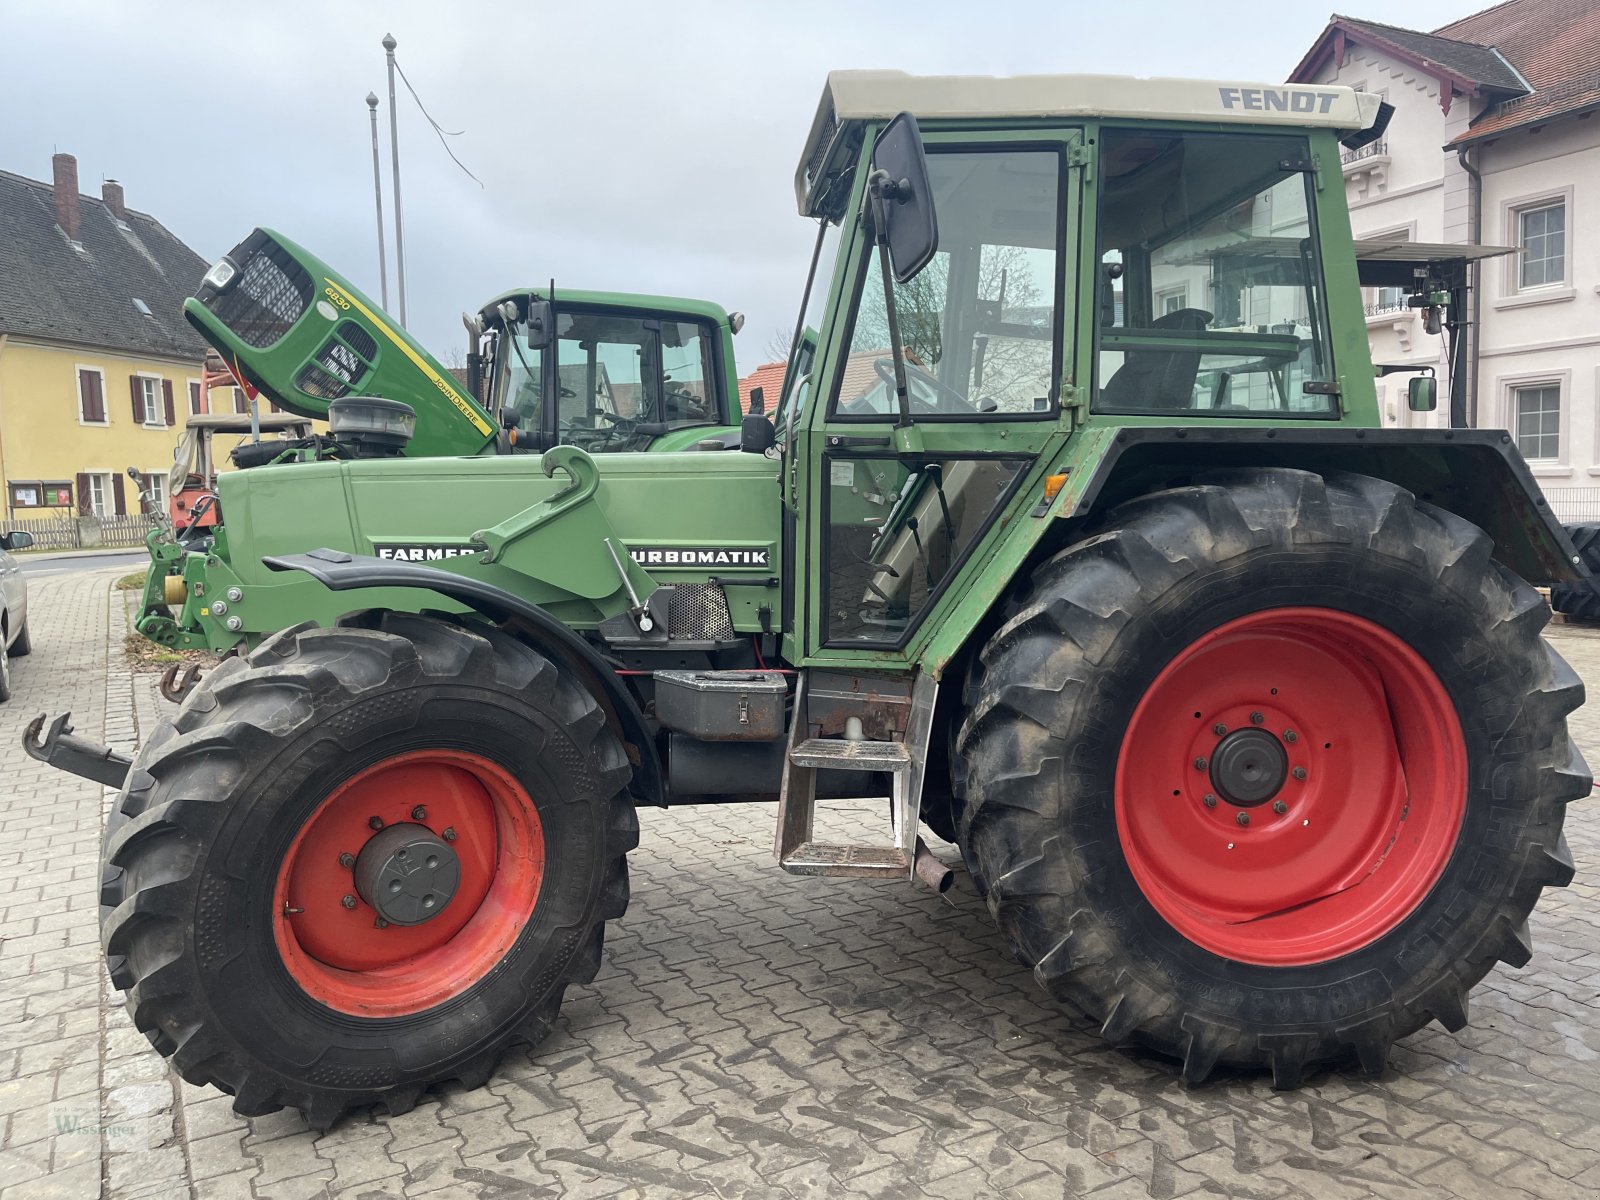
[
  {"left": 188, "top": 380, "right": 204, "bottom": 417},
  {"left": 1155, "top": 286, "right": 1189, "bottom": 317},
  {"left": 142, "top": 471, "right": 167, "bottom": 514},
  {"left": 1518, "top": 203, "right": 1566, "bottom": 289},
  {"left": 1513, "top": 383, "right": 1561, "bottom": 461},
  {"left": 133, "top": 376, "right": 169, "bottom": 427},
  {"left": 86, "top": 473, "right": 110, "bottom": 517},
  {"left": 233, "top": 387, "right": 250, "bottom": 415},
  {"left": 77, "top": 367, "right": 106, "bottom": 424}
]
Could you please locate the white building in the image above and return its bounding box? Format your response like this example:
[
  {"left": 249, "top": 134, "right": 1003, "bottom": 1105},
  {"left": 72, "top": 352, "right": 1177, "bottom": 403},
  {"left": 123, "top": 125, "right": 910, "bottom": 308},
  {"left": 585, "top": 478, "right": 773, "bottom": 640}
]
[{"left": 1292, "top": 3, "right": 1600, "bottom": 516}]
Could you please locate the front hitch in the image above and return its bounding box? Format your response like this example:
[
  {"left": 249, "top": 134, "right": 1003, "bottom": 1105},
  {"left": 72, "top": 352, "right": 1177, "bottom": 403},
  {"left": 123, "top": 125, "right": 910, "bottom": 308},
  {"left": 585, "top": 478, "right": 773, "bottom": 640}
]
[
  {"left": 159, "top": 662, "right": 205, "bottom": 704},
  {"left": 22, "top": 713, "right": 133, "bottom": 788}
]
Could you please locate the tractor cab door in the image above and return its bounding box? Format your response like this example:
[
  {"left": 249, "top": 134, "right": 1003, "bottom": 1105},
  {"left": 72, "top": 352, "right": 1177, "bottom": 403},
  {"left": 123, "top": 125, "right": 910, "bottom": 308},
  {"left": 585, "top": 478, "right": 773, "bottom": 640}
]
[{"left": 792, "top": 124, "right": 1082, "bottom": 669}]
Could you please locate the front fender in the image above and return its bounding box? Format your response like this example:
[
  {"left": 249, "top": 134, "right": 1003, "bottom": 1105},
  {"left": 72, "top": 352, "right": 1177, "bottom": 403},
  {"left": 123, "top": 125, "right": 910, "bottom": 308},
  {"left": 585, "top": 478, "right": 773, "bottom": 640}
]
[{"left": 263, "top": 549, "right": 665, "bottom": 807}]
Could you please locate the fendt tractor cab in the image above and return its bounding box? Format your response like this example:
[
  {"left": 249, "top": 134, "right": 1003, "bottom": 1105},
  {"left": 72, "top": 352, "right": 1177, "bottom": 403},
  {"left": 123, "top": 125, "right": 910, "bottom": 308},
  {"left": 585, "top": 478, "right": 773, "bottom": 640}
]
[{"left": 33, "top": 72, "right": 1587, "bottom": 1129}]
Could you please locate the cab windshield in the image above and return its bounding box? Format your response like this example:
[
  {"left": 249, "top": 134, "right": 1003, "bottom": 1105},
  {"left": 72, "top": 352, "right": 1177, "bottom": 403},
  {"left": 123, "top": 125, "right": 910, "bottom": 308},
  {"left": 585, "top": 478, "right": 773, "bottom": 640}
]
[
  {"left": 1093, "top": 129, "right": 1337, "bottom": 417},
  {"left": 494, "top": 308, "right": 720, "bottom": 450}
]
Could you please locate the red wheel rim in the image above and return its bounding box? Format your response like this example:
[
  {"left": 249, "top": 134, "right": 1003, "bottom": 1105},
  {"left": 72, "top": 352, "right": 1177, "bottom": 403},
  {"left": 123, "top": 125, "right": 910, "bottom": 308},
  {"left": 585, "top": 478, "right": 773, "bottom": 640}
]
[
  {"left": 1115, "top": 608, "right": 1466, "bottom": 966},
  {"left": 272, "top": 749, "right": 544, "bottom": 1016}
]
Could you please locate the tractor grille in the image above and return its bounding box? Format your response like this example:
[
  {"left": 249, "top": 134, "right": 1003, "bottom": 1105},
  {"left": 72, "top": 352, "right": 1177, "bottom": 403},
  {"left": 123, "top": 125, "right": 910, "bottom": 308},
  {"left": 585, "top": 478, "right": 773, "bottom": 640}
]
[
  {"left": 315, "top": 338, "right": 368, "bottom": 387},
  {"left": 294, "top": 363, "right": 350, "bottom": 400},
  {"left": 209, "top": 240, "right": 313, "bottom": 348},
  {"left": 338, "top": 321, "right": 378, "bottom": 361},
  {"left": 668, "top": 584, "right": 735, "bottom": 642}
]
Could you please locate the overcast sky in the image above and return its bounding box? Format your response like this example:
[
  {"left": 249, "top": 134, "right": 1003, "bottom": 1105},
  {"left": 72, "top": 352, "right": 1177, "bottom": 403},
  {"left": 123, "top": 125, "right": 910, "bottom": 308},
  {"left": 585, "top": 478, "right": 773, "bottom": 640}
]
[{"left": 2, "top": 0, "right": 1487, "bottom": 375}]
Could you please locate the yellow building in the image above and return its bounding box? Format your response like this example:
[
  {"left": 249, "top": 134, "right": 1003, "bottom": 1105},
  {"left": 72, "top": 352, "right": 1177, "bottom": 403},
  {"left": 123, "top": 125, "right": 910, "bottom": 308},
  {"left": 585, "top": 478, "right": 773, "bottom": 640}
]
[{"left": 0, "top": 154, "right": 217, "bottom": 524}]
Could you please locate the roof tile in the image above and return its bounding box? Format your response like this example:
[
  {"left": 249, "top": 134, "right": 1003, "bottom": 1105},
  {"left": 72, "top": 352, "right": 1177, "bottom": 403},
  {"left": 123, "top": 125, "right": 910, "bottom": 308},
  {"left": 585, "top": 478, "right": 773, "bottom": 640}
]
[{"left": 0, "top": 166, "right": 211, "bottom": 360}]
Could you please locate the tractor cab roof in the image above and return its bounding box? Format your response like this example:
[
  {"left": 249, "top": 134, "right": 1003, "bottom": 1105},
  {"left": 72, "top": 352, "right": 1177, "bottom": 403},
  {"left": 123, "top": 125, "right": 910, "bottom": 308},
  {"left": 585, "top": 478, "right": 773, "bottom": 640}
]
[
  {"left": 477, "top": 288, "right": 736, "bottom": 330},
  {"left": 796, "top": 70, "right": 1386, "bottom": 218}
]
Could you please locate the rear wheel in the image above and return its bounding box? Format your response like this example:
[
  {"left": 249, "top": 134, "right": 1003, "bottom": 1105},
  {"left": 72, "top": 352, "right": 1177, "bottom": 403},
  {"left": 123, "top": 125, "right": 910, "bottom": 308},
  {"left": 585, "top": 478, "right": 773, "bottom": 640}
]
[
  {"left": 1550, "top": 522, "right": 1600, "bottom": 619},
  {"left": 102, "top": 612, "right": 637, "bottom": 1127},
  {"left": 11, "top": 619, "right": 31, "bottom": 657},
  {"left": 957, "top": 469, "right": 1587, "bottom": 1086},
  {"left": 0, "top": 633, "right": 10, "bottom": 702}
]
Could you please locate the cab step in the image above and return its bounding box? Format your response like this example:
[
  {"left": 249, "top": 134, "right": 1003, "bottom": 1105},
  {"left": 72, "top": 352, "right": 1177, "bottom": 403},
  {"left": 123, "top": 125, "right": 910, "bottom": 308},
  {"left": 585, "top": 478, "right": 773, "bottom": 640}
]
[{"left": 775, "top": 671, "right": 936, "bottom": 880}]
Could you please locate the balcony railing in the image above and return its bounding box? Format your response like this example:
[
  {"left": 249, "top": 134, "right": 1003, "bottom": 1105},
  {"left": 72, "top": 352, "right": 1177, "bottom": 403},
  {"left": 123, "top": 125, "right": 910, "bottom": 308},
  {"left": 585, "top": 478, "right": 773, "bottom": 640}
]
[{"left": 1342, "top": 139, "right": 1388, "bottom": 166}]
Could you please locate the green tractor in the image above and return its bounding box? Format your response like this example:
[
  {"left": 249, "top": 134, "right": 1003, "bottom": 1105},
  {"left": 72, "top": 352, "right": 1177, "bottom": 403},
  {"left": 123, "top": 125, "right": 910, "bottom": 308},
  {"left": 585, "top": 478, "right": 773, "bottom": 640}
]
[
  {"left": 31, "top": 71, "right": 1587, "bottom": 1127},
  {"left": 134, "top": 227, "right": 758, "bottom": 649}
]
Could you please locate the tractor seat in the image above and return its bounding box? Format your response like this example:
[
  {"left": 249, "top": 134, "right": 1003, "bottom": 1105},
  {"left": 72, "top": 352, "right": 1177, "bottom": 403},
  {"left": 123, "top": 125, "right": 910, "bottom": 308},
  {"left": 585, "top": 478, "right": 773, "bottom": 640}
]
[{"left": 1099, "top": 307, "right": 1213, "bottom": 411}]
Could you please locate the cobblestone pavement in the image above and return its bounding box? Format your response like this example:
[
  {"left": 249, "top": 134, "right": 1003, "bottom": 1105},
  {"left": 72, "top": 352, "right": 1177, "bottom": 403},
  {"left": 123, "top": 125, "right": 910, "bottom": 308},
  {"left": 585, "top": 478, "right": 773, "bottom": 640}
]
[{"left": 1, "top": 571, "right": 1598, "bottom": 1198}]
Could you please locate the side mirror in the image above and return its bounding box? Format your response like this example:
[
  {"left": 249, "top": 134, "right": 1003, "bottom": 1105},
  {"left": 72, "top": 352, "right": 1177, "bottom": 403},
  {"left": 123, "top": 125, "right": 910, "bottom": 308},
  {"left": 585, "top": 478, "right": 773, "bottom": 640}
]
[
  {"left": 869, "top": 112, "right": 938, "bottom": 284},
  {"left": 1408, "top": 376, "right": 1437, "bottom": 412},
  {"left": 524, "top": 299, "right": 553, "bottom": 350},
  {"left": 2, "top": 531, "right": 36, "bottom": 551}
]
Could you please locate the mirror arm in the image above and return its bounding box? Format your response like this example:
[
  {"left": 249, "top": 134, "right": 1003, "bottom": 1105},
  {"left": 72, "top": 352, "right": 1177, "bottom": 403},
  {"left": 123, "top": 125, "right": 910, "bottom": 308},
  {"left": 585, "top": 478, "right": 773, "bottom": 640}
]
[{"left": 870, "top": 171, "right": 915, "bottom": 431}]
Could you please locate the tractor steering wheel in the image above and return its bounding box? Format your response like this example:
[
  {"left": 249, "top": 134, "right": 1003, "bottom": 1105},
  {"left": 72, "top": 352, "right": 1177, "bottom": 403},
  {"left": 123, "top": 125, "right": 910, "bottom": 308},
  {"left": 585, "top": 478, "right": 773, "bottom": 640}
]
[{"left": 872, "top": 358, "right": 973, "bottom": 414}]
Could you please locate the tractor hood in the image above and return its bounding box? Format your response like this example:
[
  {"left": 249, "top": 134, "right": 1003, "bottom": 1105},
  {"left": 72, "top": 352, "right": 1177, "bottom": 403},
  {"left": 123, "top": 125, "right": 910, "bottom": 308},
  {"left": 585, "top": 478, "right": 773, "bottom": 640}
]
[
  {"left": 158, "top": 449, "right": 782, "bottom": 652},
  {"left": 184, "top": 228, "right": 498, "bottom": 457}
]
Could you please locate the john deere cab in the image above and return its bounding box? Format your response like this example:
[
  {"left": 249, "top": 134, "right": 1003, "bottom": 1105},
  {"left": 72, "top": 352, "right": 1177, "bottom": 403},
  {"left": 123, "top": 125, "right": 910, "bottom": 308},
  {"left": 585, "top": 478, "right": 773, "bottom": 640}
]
[{"left": 39, "top": 71, "right": 1586, "bottom": 1129}]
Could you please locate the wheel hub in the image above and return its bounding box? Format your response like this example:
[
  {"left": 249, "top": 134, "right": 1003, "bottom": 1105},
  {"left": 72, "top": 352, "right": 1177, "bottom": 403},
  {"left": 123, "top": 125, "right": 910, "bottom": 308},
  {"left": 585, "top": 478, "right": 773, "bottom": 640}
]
[
  {"left": 353, "top": 822, "right": 461, "bottom": 926},
  {"left": 1209, "top": 728, "right": 1288, "bottom": 807}
]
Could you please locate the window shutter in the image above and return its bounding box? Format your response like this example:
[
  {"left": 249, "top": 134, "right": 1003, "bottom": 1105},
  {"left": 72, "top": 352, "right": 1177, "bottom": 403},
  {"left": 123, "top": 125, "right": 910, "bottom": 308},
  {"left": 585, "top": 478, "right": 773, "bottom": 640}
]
[
  {"left": 74, "top": 473, "right": 91, "bottom": 516},
  {"left": 79, "top": 370, "right": 104, "bottom": 422},
  {"left": 130, "top": 376, "right": 145, "bottom": 424},
  {"left": 189, "top": 381, "right": 203, "bottom": 415},
  {"left": 112, "top": 474, "right": 126, "bottom": 516},
  {"left": 162, "top": 379, "right": 176, "bottom": 426},
  {"left": 235, "top": 388, "right": 249, "bottom": 415}
]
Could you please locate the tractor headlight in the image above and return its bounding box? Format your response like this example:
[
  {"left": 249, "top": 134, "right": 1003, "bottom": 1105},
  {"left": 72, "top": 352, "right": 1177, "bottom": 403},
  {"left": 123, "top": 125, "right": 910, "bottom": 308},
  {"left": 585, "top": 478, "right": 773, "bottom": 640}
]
[{"left": 202, "top": 257, "right": 239, "bottom": 293}]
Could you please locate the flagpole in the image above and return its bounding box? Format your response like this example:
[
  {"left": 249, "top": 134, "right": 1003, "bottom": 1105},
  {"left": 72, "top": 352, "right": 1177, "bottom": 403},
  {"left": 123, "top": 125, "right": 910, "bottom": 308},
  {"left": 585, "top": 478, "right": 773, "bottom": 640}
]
[
  {"left": 382, "top": 32, "right": 408, "bottom": 328},
  {"left": 366, "top": 92, "right": 390, "bottom": 309}
]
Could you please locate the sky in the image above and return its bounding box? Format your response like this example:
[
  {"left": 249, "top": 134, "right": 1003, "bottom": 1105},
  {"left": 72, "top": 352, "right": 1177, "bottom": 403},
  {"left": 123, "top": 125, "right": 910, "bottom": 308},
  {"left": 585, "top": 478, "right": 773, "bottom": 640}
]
[{"left": 0, "top": 0, "right": 1494, "bottom": 377}]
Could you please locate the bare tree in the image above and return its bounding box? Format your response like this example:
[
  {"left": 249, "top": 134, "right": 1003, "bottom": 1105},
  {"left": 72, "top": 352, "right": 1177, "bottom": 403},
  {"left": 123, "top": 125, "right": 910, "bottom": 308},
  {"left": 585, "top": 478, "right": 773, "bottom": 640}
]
[
  {"left": 851, "top": 244, "right": 1052, "bottom": 412},
  {"left": 762, "top": 326, "right": 795, "bottom": 365}
]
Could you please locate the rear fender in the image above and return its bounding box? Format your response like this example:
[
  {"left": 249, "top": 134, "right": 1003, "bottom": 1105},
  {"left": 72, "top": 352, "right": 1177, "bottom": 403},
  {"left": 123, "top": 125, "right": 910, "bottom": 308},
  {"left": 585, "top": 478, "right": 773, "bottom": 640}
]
[{"left": 1063, "top": 427, "right": 1582, "bottom": 585}]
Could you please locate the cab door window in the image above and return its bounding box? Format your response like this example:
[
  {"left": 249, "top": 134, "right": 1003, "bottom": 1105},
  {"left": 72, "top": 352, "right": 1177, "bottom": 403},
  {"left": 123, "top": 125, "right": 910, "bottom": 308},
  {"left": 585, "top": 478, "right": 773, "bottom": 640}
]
[{"left": 831, "top": 147, "right": 1062, "bottom": 420}]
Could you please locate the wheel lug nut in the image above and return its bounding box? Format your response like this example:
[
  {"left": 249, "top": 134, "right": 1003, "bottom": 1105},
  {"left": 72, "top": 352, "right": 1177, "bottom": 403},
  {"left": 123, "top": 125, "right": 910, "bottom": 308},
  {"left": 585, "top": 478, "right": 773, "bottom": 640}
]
[
  {"left": 341, "top": 894, "right": 357, "bottom": 909},
  {"left": 338, "top": 852, "right": 355, "bottom": 868},
  {"left": 1272, "top": 800, "right": 1288, "bottom": 815},
  {"left": 1194, "top": 757, "right": 1208, "bottom": 771},
  {"left": 1203, "top": 793, "right": 1217, "bottom": 808},
  {"left": 1284, "top": 730, "right": 1298, "bottom": 743},
  {"left": 1250, "top": 712, "right": 1264, "bottom": 725},
  {"left": 411, "top": 805, "right": 427, "bottom": 821},
  {"left": 1212, "top": 723, "right": 1228, "bottom": 736},
  {"left": 368, "top": 816, "right": 384, "bottom": 831},
  {"left": 1236, "top": 812, "right": 1250, "bottom": 826},
  {"left": 443, "top": 827, "right": 457, "bottom": 842},
  {"left": 1293, "top": 767, "right": 1308, "bottom": 781},
  {"left": 374, "top": 917, "right": 389, "bottom": 929}
]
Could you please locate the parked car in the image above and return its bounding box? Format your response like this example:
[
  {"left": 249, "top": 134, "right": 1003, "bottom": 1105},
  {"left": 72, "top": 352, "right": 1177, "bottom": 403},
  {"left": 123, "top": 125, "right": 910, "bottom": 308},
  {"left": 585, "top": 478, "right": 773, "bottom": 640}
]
[{"left": 0, "top": 529, "right": 34, "bottom": 702}]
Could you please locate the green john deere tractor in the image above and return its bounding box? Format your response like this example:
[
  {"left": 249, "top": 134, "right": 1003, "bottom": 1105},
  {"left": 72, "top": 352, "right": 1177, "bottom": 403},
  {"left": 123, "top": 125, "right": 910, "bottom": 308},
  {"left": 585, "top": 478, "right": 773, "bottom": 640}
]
[
  {"left": 133, "top": 227, "right": 761, "bottom": 650},
  {"left": 29, "top": 70, "right": 1587, "bottom": 1128}
]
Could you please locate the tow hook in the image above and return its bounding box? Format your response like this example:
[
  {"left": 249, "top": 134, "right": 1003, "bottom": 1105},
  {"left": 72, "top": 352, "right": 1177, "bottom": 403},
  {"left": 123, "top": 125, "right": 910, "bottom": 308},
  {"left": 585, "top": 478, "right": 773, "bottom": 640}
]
[
  {"left": 21, "top": 713, "right": 133, "bottom": 789},
  {"left": 159, "top": 662, "right": 205, "bottom": 704}
]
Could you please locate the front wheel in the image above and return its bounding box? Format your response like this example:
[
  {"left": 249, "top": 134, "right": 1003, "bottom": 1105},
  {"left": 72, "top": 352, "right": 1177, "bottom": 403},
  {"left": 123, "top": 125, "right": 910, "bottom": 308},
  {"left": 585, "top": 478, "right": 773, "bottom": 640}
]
[
  {"left": 957, "top": 469, "right": 1587, "bottom": 1087},
  {"left": 101, "top": 613, "right": 637, "bottom": 1127}
]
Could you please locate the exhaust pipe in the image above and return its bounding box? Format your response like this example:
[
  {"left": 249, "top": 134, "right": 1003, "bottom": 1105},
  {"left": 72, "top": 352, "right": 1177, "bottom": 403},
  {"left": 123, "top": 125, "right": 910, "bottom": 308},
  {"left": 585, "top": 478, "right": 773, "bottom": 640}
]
[{"left": 913, "top": 837, "right": 954, "bottom": 893}]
